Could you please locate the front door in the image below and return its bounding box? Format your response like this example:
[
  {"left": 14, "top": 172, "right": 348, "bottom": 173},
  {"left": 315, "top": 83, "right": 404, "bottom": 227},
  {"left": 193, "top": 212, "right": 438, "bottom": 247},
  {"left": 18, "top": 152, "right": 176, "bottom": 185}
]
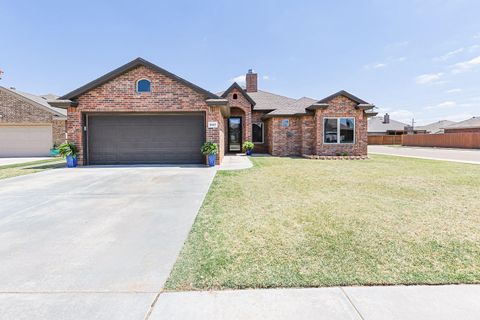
[{"left": 228, "top": 117, "right": 242, "bottom": 152}]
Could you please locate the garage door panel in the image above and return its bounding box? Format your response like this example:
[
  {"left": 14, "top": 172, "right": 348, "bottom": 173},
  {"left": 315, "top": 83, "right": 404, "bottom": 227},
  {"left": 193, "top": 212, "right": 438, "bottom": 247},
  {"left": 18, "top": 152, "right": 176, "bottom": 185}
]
[
  {"left": 0, "top": 126, "right": 52, "bottom": 157},
  {"left": 88, "top": 114, "right": 205, "bottom": 165}
]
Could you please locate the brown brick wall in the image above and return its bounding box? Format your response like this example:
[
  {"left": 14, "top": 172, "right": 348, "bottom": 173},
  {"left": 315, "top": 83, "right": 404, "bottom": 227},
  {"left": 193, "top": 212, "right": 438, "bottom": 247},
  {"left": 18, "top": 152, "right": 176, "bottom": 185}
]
[
  {"left": 300, "top": 115, "right": 315, "bottom": 155},
  {"left": 67, "top": 65, "right": 224, "bottom": 165},
  {"left": 0, "top": 89, "right": 53, "bottom": 124},
  {"left": 52, "top": 120, "right": 67, "bottom": 146},
  {"left": 270, "top": 117, "right": 302, "bottom": 156}
]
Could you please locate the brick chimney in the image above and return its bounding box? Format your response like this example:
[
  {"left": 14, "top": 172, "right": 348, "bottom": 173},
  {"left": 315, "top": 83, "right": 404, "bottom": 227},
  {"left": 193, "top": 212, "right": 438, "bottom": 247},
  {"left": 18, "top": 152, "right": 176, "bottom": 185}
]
[
  {"left": 383, "top": 113, "right": 390, "bottom": 124},
  {"left": 245, "top": 69, "right": 257, "bottom": 92}
]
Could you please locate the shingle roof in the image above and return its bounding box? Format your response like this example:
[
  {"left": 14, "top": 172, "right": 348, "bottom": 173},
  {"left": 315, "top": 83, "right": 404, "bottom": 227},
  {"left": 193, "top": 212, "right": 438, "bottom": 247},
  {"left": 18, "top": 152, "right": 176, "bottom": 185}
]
[
  {"left": 2, "top": 87, "right": 66, "bottom": 117},
  {"left": 267, "top": 97, "right": 316, "bottom": 115},
  {"left": 246, "top": 90, "right": 296, "bottom": 111},
  {"left": 444, "top": 116, "right": 480, "bottom": 129},
  {"left": 368, "top": 116, "right": 408, "bottom": 133},
  {"left": 219, "top": 87, "right": 373, "bottom": 117},
  {"left": 416, "top": 120, "right": 457, "bottom": 134}
]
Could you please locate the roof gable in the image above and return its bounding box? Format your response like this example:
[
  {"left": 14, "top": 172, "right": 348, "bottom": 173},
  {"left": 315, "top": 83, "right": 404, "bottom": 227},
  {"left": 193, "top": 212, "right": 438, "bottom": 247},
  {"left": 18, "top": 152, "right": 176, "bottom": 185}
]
[
  {"left": 0, "top": 86, "right": 66, "bottom": 118},
  {"left": 60, "top": 57, "right": 219, "bottom": 100},
  {"left": 221, "top": 82, "right": 256, "bottom": 106},
  {"left": 317, "top": 90, "right": 369, "bottom": 105}
]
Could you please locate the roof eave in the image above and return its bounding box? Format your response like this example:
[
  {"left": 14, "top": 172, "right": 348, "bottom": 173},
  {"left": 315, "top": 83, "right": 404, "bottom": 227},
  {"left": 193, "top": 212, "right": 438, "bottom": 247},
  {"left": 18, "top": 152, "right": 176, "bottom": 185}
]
[
  {"left": 317, "top": 90, "right": 370, "bottom": 105},
  {"left": 47, "top": 99, "right": 79, "bottom": 108},
  {"left": 357, "top": 104, "right": 375, "bottom": 110},
  {"left": 262, "top": 112, "right": 312, "bottom": 119},
  {"left": 306, "top": 103, "right": 329, "bottom": 111},
  {"left": 206, "top": 98, "right": 230, "bottom": 117}
]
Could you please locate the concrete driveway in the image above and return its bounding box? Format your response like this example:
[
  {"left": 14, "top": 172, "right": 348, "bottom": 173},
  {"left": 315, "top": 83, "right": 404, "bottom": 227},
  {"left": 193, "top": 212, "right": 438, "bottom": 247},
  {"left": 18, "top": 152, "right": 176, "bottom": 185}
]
[
  {"left": 369, "top": 145, "right": 480, "bottom": 164},
  {"left": 0, "top": 166, "right": 216, "bottom": 319}
]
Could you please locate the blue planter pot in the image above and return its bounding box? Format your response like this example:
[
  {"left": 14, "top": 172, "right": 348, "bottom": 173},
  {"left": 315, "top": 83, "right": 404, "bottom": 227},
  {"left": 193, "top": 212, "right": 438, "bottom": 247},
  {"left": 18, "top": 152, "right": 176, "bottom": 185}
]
[
  {"left": 66, "top": 155, "right": 78, "bottom": 168},
  {"left": 207, "top": 154, "right": 216, "bottom": 167},
  {"left": 246, "top": 149, "right": 253, "bottom": 156}
]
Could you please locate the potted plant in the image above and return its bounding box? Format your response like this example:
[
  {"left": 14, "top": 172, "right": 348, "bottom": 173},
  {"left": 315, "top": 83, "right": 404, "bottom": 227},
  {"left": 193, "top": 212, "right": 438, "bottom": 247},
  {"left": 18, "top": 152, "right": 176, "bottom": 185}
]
[
  {"left": 242, "top": 141, "right": 254, "bottom": 155},
  {"left": 50, "top": 143, "right": 60, "bottom": 156},
  {"left": 200, "top": 142, "right": 218, "bottom": 167},
  {"left": 58, "top": 141, "right": 79, "bottom": 168}
]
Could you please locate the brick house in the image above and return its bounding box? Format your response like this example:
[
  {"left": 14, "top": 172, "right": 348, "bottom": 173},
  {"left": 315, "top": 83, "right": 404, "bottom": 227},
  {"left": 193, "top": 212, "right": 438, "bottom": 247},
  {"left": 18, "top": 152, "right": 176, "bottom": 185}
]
[
  {"left": 52, "top": 58, "right": 376, "bottom": 165},
  {"left": 0, "top": 86, "right": 67, "bottom": 157}
]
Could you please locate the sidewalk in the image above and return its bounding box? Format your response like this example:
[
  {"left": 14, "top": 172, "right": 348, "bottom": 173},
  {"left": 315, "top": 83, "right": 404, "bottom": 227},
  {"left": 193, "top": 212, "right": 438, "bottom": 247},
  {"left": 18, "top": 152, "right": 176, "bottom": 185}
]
[
  {"left": 368, "top": 145, "right": 480, "bottom": 164},
  {"left": 218, "top": 154, "right": 253, "bottom": 171},
  {"left": 150, "top": 285, "right": 480, "bottom": 320}
]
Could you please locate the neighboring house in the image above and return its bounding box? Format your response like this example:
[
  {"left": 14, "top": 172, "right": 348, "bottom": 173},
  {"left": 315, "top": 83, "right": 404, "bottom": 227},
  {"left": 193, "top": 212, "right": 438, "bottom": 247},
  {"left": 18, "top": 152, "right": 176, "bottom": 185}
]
[
  {"left": 443, "top": 117, "right": 480, "bottom": 133},
  {"left": 51, "top": 58, "right": 376, "bottom": 165},
  {"left": 416, "top": 120, "right": 457, "bottom": 134},
  {"left": 368, "top": 114, "right": 426, "bottom": 136},
  {"left": 0, "top": 86, "right": 67, "bottom": 157}
]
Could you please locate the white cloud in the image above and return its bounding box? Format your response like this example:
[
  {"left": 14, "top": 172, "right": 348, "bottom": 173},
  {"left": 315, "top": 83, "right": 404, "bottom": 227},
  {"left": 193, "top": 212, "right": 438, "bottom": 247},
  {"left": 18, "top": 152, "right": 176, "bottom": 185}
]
[
  {"left": 229, "top": 75, "right": 246, "bottom": 85},
  {"left": 415, "top": 72, "right": 444, "bottom": 84},
  {"left": 452, "top": 55, "right": 480, "bottom": 74},
  {"left": 363, "top": 57, "right": 405, "bottom": 70},
  {"left": 373, "top": 63, "right": 386, "bottom": 69},
  {"left": 474, "top": 33, "right": 480, "bottom": 40},
  {"left": 446, "top": 88, "right": 462, "bottom": 93},
  {"left": 437, "top": 101, "right": 456, "bottom": 108},
  {"left": 434, "top": 48, "right": 464, "bottom": 61},
  {"left": 424, "top": 101, "right": 457, "bottom": 110},
  {"left": 389, "top": 109, "right": 415, "bottom": 123},
  {"left": 263, "top": 75, "right": 270, "bottom": 80}
]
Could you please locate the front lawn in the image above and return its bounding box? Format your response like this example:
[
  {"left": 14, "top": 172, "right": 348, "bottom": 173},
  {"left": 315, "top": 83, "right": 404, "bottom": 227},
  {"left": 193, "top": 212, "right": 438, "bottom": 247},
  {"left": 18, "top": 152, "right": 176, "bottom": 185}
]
[
  {"left": 166, "top": 155, "right": 480, "bottom": 290},
  {"left": 0, "top": 158, "right": 64, "bottom": 180}
]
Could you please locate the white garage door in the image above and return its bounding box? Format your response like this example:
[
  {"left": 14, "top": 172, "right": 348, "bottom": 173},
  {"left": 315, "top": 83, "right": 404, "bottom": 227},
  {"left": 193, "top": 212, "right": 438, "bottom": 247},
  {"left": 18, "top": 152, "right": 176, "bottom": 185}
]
[{"left": 0, "top": 125, "right": 53, "bottom": 157}]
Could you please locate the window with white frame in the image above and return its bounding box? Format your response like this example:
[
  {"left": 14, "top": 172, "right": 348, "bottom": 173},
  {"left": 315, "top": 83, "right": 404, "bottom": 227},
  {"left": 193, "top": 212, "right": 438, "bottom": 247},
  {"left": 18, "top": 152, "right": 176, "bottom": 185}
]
[
  {"left": 252, "top": 122, "right": 264, "bottom": 144},
  {"left": 323, "top": 117, "right": 355, "bottom": 144},
  {"left": 136, "top": 79, "right": 151, "bottom": 93}
]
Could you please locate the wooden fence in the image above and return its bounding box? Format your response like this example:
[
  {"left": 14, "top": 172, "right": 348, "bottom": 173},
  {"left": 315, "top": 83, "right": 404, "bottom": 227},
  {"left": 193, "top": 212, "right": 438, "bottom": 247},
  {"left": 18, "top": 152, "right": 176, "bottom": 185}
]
[
  {"left": 368, "top": 135, "right": 403, "bottom": 145},
  {"left": 402, "top": 133, "right": 480, "bottom": 149}
]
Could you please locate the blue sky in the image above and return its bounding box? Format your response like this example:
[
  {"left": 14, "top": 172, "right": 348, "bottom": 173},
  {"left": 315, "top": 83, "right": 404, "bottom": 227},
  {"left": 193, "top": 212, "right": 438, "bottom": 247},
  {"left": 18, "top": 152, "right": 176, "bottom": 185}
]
[{"left": 1, "top": 0, "right": 479, "bottom": 125}]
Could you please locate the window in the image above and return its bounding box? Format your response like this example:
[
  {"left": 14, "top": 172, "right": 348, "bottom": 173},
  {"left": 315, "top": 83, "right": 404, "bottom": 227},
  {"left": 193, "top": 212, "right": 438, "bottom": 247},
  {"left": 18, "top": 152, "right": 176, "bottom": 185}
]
[
  {"left": 252, "top": 122, "right": 264, "bottom": 144},
  {"left": 323, "top": 118, "right": 355, "bottom": 144},
  {"left": 281, "top": 119, "right": 289, "bottom": 127},
  {"left": 233, "top": 93, "right": 238, "bottom": 99},
  {"left": 136, "top": 79, "right": 151, "bottom": 93}
]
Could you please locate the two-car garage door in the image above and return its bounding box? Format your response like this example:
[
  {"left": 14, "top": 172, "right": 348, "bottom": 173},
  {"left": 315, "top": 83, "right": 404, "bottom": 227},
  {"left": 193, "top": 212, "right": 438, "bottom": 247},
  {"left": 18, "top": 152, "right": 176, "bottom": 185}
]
[
  {"left": 0, "top": 125, "right": 52, "bottom": 157},
  {"left": 87, "top": 113, "right": 205, "bottom": 165}
]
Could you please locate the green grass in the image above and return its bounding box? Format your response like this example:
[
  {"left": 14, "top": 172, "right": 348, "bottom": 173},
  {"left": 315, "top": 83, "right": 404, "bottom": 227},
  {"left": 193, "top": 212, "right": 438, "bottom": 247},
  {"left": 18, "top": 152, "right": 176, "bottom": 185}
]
[
  {"left": 166, "top": 155, "right": 480, "bottom": 290},
  {"left": 0, "top": 158, "right": 65, "bottom": 180}
]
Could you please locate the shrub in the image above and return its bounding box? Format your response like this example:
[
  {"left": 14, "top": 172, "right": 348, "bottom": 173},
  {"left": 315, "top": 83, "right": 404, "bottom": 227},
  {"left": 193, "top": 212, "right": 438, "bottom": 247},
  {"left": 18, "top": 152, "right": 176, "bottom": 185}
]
[
  {"left": 200, "top": 142, "right": 218, "bottom": 155},
  {"left": 58, "top": 141, "right": 79, "bottom": 158},
  {"left": 242, "top": 141, "right": 254, "bottom": 151}
]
